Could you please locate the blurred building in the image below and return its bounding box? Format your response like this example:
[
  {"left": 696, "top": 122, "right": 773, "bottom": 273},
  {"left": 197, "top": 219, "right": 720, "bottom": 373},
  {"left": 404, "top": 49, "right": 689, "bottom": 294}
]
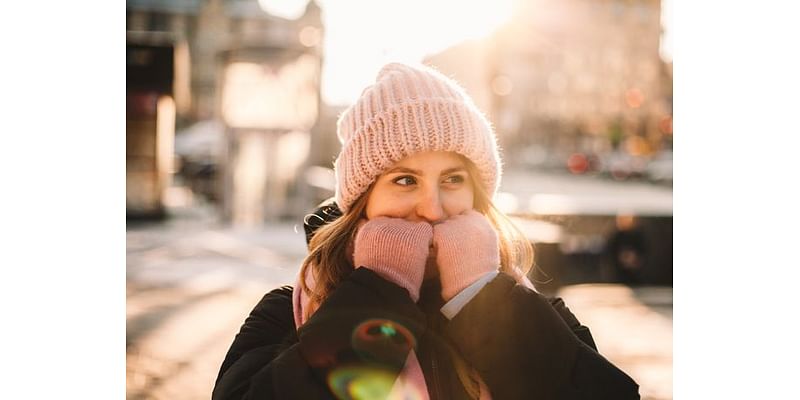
[
  {"left": 127, "top": 33, "right": 184, "bottom": 218},
  {"left": 426, "top": 0, "right": 672, "bottom": 173},
  {"left": 126, "top": 0, "right": 324, "bottom": 223},
  {"left": 127, "top": 0, "right": 323, "bottom": 122},
  {"left": 304, "top": 103, "right": 347, "bottom": 207}
]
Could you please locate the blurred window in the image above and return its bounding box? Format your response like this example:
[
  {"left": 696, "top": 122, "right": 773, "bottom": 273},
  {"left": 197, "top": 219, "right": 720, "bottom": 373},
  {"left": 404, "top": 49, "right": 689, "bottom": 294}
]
[{"left": 148, "top": 12, "right": 170, "bottom": 32}]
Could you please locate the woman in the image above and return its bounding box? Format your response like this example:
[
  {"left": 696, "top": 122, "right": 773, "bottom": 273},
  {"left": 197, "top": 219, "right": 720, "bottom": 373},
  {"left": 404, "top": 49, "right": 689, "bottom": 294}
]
[{"left": 213, "top": 63, "right": 639, "bottom": 399}]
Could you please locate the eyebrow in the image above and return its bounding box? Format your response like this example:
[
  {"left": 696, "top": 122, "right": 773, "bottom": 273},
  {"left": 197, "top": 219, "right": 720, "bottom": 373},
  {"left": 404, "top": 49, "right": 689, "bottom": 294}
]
[{"left": 383, "top": 166, "right": 467, "bottom": 175}]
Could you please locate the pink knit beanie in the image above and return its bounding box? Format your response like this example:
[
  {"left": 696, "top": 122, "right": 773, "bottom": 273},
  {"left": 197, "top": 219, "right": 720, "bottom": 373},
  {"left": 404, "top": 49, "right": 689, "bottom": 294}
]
[{"left": 334, "top": 62, "right": 502, "bottom": 213}]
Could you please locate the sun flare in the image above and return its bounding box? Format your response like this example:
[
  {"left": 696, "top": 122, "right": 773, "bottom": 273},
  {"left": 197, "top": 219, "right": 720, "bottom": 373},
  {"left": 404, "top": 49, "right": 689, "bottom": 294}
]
[{"left": 318, "top": 0, "right": 515, "bottom": 105}]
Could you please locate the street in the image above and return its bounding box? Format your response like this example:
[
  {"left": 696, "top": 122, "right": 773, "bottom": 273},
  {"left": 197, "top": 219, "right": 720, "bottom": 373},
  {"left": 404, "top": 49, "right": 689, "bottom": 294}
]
[{"left": 127, "top": 201, "right": 308, "bottom": 399}]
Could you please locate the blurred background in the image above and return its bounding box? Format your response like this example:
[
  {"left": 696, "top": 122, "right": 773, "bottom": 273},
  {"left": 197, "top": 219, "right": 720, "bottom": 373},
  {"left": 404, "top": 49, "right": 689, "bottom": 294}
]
[{"left": 127, "top": 0, "right": 672, "bottom": 398}]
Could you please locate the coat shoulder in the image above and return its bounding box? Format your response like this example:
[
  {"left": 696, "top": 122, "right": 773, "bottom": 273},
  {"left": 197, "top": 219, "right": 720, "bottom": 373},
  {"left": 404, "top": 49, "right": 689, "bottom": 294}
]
[
  {"left": 214, "top": 285, "right": 297, "bottom": 392},
  {"left": 251, "top": 285, "right": 294, "bottom": 322}
]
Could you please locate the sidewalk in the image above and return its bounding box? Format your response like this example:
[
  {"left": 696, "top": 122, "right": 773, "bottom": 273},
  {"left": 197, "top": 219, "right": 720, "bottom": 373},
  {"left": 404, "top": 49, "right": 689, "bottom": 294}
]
[
  {"left": 558, "top": 284, "right": 673, "bottom": 400},
  {"left": 127, "top": 200, "right": 308, "bottom": 399}
]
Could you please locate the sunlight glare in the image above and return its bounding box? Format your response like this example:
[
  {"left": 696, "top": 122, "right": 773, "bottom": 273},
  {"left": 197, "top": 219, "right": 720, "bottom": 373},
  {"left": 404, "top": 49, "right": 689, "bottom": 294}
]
[
  {"left": 257, "top": 0, "right": 309, "bottom": 20},
  {"left": 318, "top": 0, "right": 514, "bottom": 105}
]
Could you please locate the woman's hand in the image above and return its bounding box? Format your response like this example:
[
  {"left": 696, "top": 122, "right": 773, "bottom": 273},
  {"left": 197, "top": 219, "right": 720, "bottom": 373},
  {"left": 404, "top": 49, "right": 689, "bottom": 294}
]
[
  {"left": 433, "top": 210, "right": 500, "bottom": 301},
  {"left": 353, "top": 217, "right": 433, "bottom": 301}
]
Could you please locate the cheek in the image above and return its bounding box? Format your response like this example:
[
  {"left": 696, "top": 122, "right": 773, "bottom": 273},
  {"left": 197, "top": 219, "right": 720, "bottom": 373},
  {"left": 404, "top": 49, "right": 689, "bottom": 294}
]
[
  {"left": 365, "top": 191, "right": 415, "bottom": 219},
  {"left": 442, "top": 188, "right": 475, "bottom": 215}
]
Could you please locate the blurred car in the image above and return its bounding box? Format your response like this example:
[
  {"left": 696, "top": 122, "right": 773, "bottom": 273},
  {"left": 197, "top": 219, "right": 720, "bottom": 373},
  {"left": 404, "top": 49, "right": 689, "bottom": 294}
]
[
  {"left": 603, "top": 150, "right": 648, "bottom": 181},
  {"left": 174, "top": 119, "right": 225, "bottom": 201},
  {"left": 516, "top": 144, "right": 568, "bottom": 171},
  {"left": 566, "top": 152, "right": 603, "bottom": 175}
]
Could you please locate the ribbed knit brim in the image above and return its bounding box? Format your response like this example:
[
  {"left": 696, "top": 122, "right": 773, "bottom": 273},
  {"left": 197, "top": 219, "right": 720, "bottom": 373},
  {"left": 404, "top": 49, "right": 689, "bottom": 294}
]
[{"left": 334, "top": 62, "right": 502, "bottom": 213}]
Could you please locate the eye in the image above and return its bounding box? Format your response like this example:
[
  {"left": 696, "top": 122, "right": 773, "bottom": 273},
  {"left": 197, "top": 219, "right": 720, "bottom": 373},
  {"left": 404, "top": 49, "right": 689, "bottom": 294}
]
[
  {"left": 392, "top": 175, "right": 417, "bottom": 186},
  {"left": 443, "top": 174, "right": 466, "bottom": 185}
]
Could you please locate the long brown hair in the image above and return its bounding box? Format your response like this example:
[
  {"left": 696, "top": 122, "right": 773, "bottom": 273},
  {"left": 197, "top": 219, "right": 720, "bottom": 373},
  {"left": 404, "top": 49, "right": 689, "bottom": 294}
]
[{"left": 298, "top": 190, "right": 371, "bottom": 320}]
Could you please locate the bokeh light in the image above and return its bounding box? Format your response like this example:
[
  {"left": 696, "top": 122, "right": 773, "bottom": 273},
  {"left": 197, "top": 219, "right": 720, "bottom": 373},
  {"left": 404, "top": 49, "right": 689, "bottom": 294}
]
[
  {"left": 659, "top": 115, "right": 673, "bottom": 135},
  {"left": 351, "top": 319, "right": 416, "bottom": 367},
  {"left": 299, "top": 26, "right": 322, "bottom": 47},
  {"left": 567, "top": 153, "right": 589, "bottom": 174},
  {"left": 625, "top": 88, "right": 645, "bottom": 109},
  {"left": 491, "top": 75, "right": 513, "bottom": 96},
  {"left": 328, "top": 365, "right": 397, "bottom": 400}
]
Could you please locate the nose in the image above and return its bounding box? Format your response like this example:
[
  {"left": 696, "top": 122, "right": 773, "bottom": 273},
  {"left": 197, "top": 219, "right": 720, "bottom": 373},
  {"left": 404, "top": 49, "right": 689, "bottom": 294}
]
[{"left": 415, "top": 187, "right": 445, "bottom": 223}]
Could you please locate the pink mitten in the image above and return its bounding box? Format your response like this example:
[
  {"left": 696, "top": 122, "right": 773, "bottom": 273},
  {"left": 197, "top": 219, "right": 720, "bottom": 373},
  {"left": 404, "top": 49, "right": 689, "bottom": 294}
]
[
  {"left": 353, "top": 217, "right": 433, "bottom": 301},
  {"left": 433, "top": 210, "right": 500, "bottom": 301}
]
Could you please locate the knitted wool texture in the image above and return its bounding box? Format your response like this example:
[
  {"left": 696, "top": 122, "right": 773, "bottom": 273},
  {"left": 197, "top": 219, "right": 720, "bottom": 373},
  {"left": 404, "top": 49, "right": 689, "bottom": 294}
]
[
  {"left": 353, "top": 217, "right": 434, "bottom": 302},
  {"left": 334, "top": 62, "right": 502, "bottom": 212},
  {"left": 433, "top": 210, "right": 501, "bottom": 301}
]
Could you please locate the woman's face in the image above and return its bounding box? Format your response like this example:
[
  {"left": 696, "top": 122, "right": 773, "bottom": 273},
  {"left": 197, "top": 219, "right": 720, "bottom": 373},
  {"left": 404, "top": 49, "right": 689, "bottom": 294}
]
[
  {"left": 366, "top": 151, "right": 475, "bottom": 279},
  {"left": 362, "top": 150, "right": 477, "bottom": 279},
  {"left": 366, "top": 151, "right": 475, "bottom": 222}
]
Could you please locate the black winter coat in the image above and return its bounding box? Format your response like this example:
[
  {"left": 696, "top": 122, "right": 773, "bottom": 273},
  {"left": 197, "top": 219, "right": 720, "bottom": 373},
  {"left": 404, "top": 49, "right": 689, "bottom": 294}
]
[{"left": 213, "top": 202, "right": 639, "bottom": 399}]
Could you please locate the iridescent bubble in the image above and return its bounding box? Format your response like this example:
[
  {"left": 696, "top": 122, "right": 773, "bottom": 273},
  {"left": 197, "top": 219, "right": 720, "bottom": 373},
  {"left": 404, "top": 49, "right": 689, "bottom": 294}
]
[
  {"left": 351, "top": 319, "right": 416, "bottom": 367},
  {"left": 327, "top": 365, "right": 396, "bottom": 400},
  {"left": 327, "top": 364, "right": 428, "bottom": 400}
]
